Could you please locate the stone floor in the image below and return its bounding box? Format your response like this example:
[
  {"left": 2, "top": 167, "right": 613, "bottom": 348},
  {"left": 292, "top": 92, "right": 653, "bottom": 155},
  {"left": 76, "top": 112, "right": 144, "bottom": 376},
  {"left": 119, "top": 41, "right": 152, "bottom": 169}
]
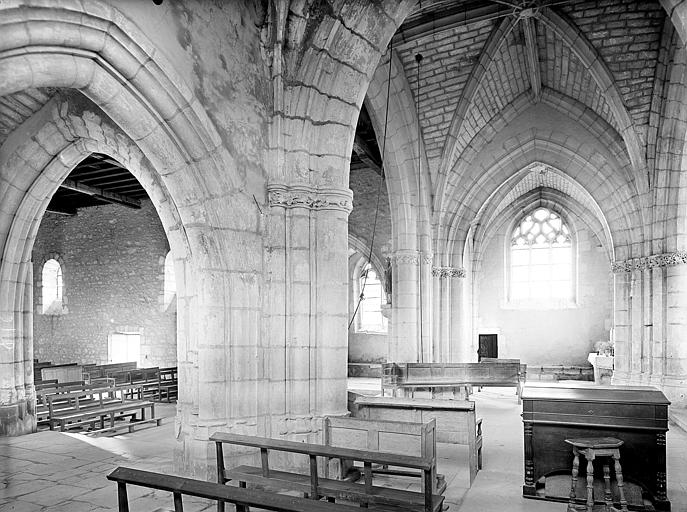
[{"left": 1, "top": 383, "right": 685, "bottom": 511}]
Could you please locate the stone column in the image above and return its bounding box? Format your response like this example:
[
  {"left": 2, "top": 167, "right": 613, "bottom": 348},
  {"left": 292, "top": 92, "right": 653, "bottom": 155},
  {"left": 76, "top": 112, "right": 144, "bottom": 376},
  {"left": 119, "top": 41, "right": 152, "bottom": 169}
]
[
  {"left": 419, "top": 253, "right": 433, "bottom": 363},
  {"left": 265, "top": 183, "right": 352, "bottom": 439},
  {"left": 664, "top": 261, "right": 687, "bottom": 407},
  {"left": 611, "top": 265, "right": 632, "bottom": 384},
  {"left": 0, "top": 258, "right": 35, "bottom": 436},
  {"left": 389, "top": 250, "right": 419, "bottom": 362},
  {"left": 612, "top": 252, "right": 687, "bottom": 407},
  {"left": 431, "top": 266, "right": 467, "bottom": 362}
]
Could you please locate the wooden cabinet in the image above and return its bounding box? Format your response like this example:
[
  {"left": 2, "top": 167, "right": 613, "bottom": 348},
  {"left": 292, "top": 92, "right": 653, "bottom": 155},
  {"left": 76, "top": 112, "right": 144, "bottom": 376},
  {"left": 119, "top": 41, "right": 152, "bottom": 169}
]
[{"left": 521, "top": 383, "right": 670, "bottom": 510}]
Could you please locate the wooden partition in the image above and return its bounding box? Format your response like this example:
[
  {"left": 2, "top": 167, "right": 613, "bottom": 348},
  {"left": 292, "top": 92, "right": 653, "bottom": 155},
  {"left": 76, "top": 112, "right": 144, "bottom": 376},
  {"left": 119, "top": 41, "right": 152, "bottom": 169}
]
[
  {"left": 323, "top": 416, "right": 443, "bottom": 493},
  {"left": 355, "top": 396, "right": 483, "bottom": 485}
]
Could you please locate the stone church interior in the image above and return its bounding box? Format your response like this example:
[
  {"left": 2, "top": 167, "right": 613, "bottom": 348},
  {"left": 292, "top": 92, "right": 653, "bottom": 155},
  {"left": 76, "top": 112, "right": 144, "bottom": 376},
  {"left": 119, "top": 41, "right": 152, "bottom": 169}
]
[{"left": 1, "top": 0, "right": 687, "bottom": 511}]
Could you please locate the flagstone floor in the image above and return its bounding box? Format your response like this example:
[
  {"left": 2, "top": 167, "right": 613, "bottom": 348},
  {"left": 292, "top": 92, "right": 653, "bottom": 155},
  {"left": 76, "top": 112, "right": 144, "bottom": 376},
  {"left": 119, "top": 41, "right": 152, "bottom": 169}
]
[{"left": 1, "top": 383, "right": 685, "bottom": 511}]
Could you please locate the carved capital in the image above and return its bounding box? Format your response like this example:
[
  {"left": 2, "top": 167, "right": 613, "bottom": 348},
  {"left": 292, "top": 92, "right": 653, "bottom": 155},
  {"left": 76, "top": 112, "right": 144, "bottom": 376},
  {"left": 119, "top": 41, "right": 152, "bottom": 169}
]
[
  {"left": 267, "top": 183, "right": 353, "bottom": 213},
  {"left": 393, "top": 250, "right": 419, "bottom": 265},
  {"left": 611, "top": 251, "right": 687, "bottom": 273},
  {"left": 431, "top": 266, "right": 466, "bottom": 278}
]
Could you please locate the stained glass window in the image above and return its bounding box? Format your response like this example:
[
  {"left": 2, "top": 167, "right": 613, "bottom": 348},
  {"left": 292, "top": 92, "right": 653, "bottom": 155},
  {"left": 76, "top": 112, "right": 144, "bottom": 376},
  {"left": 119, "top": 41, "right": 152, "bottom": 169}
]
[{"left": 510, "top": 208, "right": 572, "bottom": 303}]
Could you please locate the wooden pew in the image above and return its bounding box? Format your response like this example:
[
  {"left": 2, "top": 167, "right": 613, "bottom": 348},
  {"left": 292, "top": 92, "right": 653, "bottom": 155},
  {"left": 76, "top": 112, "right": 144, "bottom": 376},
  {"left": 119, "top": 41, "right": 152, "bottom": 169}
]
[
  {"left": 109, "top": 367, "right": 161, "bottom": 400},
  {"left": 157, "top": 366, "right": 178, "bottom": 402},
  {"left": 47, "top": 386, "right": 160, "bottom": 434},
  {"left": 40, "top": 362, "right": 82, "bottom": 383},
  {"left": 83, "top": 361, "right": 137, "bottom": 382},
  {"left": 355, "top": 396, "right": 483, "bottom": 485},
  {"left": 211, "top": 432, "right": 443, "bottom": 512},
  {"left": 36, "top": 380, "right": 94, "bottom": 424},
  {"left": 33, "top": 360, "right": 53, "bottom": 382},
  {"left": 107, "top": 466, "right": 373, "bottom": 512},
  {"left": 382, "top": 361, "right": 525, "bottom": 401},
  {"left": 323, "top": 416, "right": 445, "bottom": 494}
]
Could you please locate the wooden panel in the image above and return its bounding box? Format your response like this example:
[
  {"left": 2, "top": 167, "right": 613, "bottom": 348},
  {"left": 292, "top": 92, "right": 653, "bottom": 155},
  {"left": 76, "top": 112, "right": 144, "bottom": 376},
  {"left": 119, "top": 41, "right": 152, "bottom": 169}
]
[
  {"left": 355, "top": 396, "right": 481, "bottom": 485},
  {"left": 42, "top": 365, "right": 83, "bottom": 383}
]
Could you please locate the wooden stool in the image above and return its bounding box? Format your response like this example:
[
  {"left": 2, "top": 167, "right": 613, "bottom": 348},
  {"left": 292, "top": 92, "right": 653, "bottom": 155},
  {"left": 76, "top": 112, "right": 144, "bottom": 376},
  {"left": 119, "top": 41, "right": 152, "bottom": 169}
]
[{"left": 564, "top": 437, "right": 629, "bottom": 512}]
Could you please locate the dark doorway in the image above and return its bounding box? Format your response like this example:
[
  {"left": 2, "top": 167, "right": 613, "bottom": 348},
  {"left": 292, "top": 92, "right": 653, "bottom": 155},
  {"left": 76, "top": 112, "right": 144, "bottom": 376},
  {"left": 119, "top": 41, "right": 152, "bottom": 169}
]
[{"left": 478, "top": 334, "right": 498, "bottom": 361}]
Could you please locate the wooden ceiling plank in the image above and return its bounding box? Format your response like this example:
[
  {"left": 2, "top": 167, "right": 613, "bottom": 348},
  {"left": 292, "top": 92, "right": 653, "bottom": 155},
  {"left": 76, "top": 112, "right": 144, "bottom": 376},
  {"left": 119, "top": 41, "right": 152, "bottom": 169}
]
[
  {"left": 393, "top": 1, "right": 505, "bottom": 45},
  {"left": 352, "top": 133, "right": 383, "bottom": 176},
  {"left": 46, "top": 204, "right": 77, "bottom": 216},
  {"left": 59, "top": 178, "right": 141, "bottom": 209}
]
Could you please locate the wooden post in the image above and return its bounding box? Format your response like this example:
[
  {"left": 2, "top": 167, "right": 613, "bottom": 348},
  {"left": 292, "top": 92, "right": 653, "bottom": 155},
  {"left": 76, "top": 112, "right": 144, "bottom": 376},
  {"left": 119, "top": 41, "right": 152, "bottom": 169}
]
[
  {"left": 260, "top": 448, "right": 270, "bottom": 477},
  {"left": 215, "top": 442, "right": 225, "bottom": 512},
  {"left": 117, "top": 482, "right": 130, "bottom": 512},
  {"left": 423, "top": 468, "right": 433, "bottom": 512},
  {"left": 173, "top": 491, "right": 184, "bottom": 512},
  {"left": 309, "top": 455, "right": 319, "bottom": 500}
]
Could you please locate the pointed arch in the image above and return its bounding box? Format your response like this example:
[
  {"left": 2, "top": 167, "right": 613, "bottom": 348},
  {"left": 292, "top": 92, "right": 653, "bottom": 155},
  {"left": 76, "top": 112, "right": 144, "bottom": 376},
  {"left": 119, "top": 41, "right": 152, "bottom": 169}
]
[
  {"left": 437, "top": 17, "right": 519, "bottom": 189},
  {"left": 533, "top": 8, "right": 646, "bottom": 173}
]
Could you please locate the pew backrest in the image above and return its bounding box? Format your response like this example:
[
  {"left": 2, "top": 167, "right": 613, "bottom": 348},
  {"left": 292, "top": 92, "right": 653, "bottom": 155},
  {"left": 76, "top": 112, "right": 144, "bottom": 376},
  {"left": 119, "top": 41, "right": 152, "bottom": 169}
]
[
  {"left": 107, "top": 466, "right": 364, "bottom": 512},
  {"left": 211, "top": 432, "right": 439, "bottom": 512},
  {"left": 382, "top": 361, "right": 525, "bottom": 401},
  {"left": 323, "top": 416, "right": 439, "bottom": 493}
]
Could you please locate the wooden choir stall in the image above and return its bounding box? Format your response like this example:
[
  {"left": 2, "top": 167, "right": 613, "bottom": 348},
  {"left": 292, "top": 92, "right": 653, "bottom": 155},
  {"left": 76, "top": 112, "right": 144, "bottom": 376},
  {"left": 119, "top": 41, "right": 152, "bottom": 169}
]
[{"left": 521, "top": 383, "right": 670, "bottom": 510}]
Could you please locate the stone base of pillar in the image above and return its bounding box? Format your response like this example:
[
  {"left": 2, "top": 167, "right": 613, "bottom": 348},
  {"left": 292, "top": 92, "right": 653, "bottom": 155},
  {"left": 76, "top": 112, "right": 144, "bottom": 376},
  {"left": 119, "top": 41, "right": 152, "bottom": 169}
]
[
  {"left": 660, "top": 376, "right": 687, "bottom": 408},
  {"left": 612, "top": 371, "right": 685, "bottom": 408},
  {"left": 0, "top": 400, "right": 36, "bottom": 436},
  {"left": 611, "top": 370, "right": 631, "bottom": 385},
  {"left": 174, "top": 412, "right": 347, "bottom": 478}
]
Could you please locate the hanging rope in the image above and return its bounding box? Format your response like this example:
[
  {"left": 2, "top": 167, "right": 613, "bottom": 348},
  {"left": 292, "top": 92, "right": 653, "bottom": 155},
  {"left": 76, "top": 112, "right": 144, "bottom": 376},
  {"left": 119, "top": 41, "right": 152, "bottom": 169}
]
[
  {"left": 348, "top": 40, "right": 394, "bottom": 330},
  {"left": 415, "top": 52, "right": 424, "bottom": 361}
]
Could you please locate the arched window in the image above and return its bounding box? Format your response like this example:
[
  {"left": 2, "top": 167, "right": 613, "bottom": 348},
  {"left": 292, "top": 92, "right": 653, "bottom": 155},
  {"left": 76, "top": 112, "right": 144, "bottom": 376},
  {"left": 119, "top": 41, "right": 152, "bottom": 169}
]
[
  {"left": 42, "top": 258, "right": 63, "bottom": 314},
  {"left": 163, "top": 251, "right": 176, "bottom": 310},
  {"left": 510, "top": 207, "right": 573, "bottom": 305},
  {"left": 358, "top": 263, "right": 387, "bottom": 332}
]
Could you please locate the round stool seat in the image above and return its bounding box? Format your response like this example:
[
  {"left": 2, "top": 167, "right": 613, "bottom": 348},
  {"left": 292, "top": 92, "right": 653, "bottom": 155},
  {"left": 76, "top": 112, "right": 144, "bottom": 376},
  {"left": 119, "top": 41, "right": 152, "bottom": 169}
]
[
  {"left": 565, "top": 437, "right": 624, "bottom": 450},
  {"left": 564, "top": 436, "right": 628, "bottom": 512}
]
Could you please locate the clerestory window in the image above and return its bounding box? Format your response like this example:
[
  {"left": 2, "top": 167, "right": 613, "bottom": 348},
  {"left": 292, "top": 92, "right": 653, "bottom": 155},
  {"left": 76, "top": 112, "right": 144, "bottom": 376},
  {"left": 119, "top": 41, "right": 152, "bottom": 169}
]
[
  {"left": 509, "top": 207, "right": 573, "bottom": 306},
  {"left": 42, "top": 258, "right": 64, "bottom": 315},
  {"left": 358, "top": 262, "right": 387, "bottom": 332}
]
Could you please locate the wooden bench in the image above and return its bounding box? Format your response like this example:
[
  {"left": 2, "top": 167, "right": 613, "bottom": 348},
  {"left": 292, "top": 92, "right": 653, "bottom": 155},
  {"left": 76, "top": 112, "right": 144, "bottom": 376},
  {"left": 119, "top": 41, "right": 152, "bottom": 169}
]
[
  {"left": 109, "top": 367, "right": 161, "bottom": 400},
  {"left": 382, "top": 361, "right": 525, "bottom": 402},
  {"left": 157, "top": 366, "right": 178, "bottom": 402},
  {"left": 36, "top": 380, "right": 94, "bottom": 423},
  {"left": 323, "top": 416, "right": 445, "bottom": 494},
  {"left": 211, "top": 432, "right": 443, "bottom": 512},
  {"left": 41, "top": 362, "right": 82, "bottom": 383},
  {"left": 47, "top": 387, "right": 158, "bottom": 433},
  {"left": 83, "top": 361, "right": 138, "bottom": 382},
  {"left": 107, "top": 466, "right": 375, "bottom": 512},
  {"left": 355, "top": 396, "right": 483, "bottom": 485}
]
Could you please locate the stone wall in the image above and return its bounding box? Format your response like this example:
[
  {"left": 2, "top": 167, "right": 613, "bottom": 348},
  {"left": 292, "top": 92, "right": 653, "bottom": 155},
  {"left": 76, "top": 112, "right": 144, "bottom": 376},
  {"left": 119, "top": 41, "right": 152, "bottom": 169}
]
[
  {"left": 349, "top": 166, "right": 392, "bottom": 271},
  {"left": 32, "top": 200, "right": 176, "bottom": 367},
  {"left": 477, "top": 224, "right": 612, "bottom": 366},
  {"left": 348, "top": 331, "right": 387, "bottom": 364}
]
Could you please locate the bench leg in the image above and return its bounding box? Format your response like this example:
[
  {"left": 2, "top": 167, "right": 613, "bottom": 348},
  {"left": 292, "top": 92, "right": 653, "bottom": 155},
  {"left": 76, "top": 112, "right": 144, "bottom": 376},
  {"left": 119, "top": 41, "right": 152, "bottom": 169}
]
[
  {"left": 585, "top": 456, "right": 594, "bottom": 512},
  {"left": 173, "top": 491, "right": 184, "bottom": 512},
  {"left": 117, "top": 482, "right": 130, "bottom": 512},
  {"left": 569, "top": 448, "right": 579, "bottom": 512}
]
